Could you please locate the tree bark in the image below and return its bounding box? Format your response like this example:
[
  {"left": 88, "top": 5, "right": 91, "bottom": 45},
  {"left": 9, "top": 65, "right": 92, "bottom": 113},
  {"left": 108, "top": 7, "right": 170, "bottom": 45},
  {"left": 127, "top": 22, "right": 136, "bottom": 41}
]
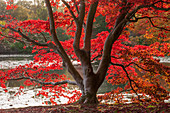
[{"left": 78, "top": 72, "right": 99, "bottom": 104}]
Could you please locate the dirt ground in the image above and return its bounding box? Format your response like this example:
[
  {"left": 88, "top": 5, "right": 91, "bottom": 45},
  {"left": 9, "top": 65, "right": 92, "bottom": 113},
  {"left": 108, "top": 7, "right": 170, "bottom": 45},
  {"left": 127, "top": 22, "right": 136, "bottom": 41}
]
[{"left": 0, "top": 103, "right": 169, "bottom": 113}]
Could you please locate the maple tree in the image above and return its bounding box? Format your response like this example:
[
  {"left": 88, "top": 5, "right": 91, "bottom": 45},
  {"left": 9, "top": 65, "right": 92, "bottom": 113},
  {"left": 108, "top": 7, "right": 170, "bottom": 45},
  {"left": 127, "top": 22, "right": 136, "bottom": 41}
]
[{"left": 0, "top": 0, "right": 170, "bottom": 104}]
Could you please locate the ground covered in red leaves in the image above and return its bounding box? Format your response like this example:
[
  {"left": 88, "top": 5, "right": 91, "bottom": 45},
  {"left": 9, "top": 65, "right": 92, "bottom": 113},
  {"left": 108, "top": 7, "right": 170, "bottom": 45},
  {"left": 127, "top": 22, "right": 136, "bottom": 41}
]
[{"left": 0, "top": 103, "right": 169, "bottom": 113}]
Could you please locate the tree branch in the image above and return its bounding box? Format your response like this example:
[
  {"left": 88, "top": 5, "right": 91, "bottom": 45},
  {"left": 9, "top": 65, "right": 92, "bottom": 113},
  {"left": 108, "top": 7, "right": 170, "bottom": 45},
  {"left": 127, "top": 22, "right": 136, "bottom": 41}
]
[
  {"left": 83, "top": 1, "right": 98, "bottom": 51},
  {"left": 111, "top": 55, "right": 122, "bottom": 59},
  {"left": 1, "top": 34, "right": 26, "bottom": 44},
  {"left": 151, "top": 1, "right": 170, "bottom": 11},
  {"left": 73, "top": 0, "right": 85, "bottom": 49},
  {"left": 37, "top": 30, "right": 48, "bottom": 42},
  {"left": 110, "top": 62, "right": 142, "bottom": 101},
  {"left": 74, "top": 0, "right": 79, "bottom": 14},
  {"left": 128, "top": 16, "right": 170, "bottom": 31},
  {"left": 148, "top": 17, "right": 170, "bottom": 31},
  {"left": 91, "top": 54, "right": 102, "bottom": 62},
  {"left": 61, "top": 0, "right": 78, "bottom": 24},
  {"left": 78, "top": 0, "right": 85, "bottom": 25},
  {"left": 96, "top": 3, "right": 131, "bottom": 89},
  {"left": 45, "top": 0, "right": 84, "bottom": 91},
  {"left": 126, "top": 1, "right": 170, "bottom": 22},
  {"left": 125, "top": 62, "right": 157, "bottom": 74},
  {"left": 0, "top": 24, "right": 48, "bottom": 46},
  {"left": 96, "top": 18, "right": 128, "bottom": 80},
  {"left": 8, "top": 77, "right": 77, "bottom": 86},
  {"left": 138, "top": 1, "right": 170, "bottom": 11}
]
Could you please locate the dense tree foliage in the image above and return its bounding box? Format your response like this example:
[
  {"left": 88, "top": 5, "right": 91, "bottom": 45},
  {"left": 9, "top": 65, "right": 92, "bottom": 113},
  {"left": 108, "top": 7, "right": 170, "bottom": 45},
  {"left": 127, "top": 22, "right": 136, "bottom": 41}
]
[
  {"left": 0, "top": 0, "right": 169, "bottom": 104},
  {"left": 0, "top": 0, "right": 70, "bottom": 54}
]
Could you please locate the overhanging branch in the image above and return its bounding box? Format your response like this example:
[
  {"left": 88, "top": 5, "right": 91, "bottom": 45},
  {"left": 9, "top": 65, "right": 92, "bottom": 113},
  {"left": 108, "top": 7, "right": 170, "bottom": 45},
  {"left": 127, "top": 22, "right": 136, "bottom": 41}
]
[
  {"left": 148, "top": 17, "right": 170, "bottom": 31},
  {"left": 138, "top": 1, "right": 170, "bottom": 11},
  {"left": 126, "top": 1, "right": 170, "bottom": 23},
  {"left": 8, "top": 77, "right": 77, "bottom": 86},
  {"left": 110, "top": 62, "right": 142, "bottom": 101},
  {"left": 1, "top": 34, "right": 26, "bottom": 44},
  {"left": 0, "top": 24, "right": 48, "bottom": 46},
  {"left": 128, "top": 16, "right": 170, "bottom": 31},
  {"left": 151, "top": 1, "right": 170, "bottom": 11},
  {"left": 125, "top": 62, "right": 157, "bottom": 74}
]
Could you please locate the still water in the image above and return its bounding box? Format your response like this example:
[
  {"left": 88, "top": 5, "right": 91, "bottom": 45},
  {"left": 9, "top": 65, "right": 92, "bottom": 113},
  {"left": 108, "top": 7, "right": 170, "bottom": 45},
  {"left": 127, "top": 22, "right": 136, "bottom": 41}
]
[
  {"left": 0, "top": 55, "right": 169, "bottom": 109},
  {"left": 0, "top": 54, "right": 33, "bottom": 69},
  {"left": 0, "top": 54, "right": 119, "bottom": 94},
  {"left": 0, "top": 55, "right": 169, "bottom": 93}
]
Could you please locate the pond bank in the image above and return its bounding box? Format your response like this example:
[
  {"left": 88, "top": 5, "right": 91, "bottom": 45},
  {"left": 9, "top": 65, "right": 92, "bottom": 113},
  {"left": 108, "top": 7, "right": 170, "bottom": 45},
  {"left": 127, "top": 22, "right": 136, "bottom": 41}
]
[{"left": 0, "top": 87, "right": 169, "bottom": 109}]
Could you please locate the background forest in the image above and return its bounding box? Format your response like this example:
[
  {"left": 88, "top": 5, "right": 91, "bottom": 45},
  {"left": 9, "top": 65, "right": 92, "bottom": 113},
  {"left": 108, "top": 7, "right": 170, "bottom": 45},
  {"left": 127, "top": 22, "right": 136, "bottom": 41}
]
[{"left": 1, "top": 0, "right": 167, "bottom": 54}]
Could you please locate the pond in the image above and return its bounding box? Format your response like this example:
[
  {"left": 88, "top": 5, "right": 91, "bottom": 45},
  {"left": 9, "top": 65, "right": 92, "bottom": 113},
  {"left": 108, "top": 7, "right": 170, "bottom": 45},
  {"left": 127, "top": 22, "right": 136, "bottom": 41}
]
[
  {"left": 1, "top": 55, "right": 169, "bottom": 92},
  {"left": 0, "top": 54, "right": 33, "bottom": 69},
  {"left": 0, "top": 55, "right": 169, "bottom": 109},
  {"left": 0, "top": 54, "right": 116, "bottom": 93}
]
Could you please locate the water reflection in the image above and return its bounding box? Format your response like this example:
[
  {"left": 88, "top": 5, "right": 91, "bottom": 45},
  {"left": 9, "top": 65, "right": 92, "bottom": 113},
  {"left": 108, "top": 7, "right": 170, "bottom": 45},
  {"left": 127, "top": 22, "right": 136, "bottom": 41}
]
[{"left": 0, "top": 54, "right": 33, "bottom": 69}]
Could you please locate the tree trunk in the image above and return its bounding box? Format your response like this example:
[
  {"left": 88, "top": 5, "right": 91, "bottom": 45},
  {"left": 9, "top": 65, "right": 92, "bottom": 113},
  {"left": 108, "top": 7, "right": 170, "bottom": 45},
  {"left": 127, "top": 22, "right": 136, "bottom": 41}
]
[
  {"left": 78, "top": 73, "right": 99, "bottom": 104},
  {"left": 73, "top": 50, "right": 100, "bottom": 104}
]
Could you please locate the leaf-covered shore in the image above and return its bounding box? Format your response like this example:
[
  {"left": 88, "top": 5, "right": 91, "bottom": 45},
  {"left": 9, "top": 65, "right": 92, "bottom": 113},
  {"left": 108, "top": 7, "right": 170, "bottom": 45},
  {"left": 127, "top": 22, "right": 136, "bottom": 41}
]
[{"left": 0, "top": 103, "right": 170, "bottom": 113}]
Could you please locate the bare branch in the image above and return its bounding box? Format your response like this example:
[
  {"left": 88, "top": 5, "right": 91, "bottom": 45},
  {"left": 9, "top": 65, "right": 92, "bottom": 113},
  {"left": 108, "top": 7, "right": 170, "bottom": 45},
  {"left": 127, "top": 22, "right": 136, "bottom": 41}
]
[
  {"left": 91, "top": 55, "right": 102, "bottom": 62},
  {"left": 8, "top": 77, "right": 77, "bottom": 86},
  {"left": 45, "top": 0, "right": 84, "bottom": 91},
  {"left": 125, "top": 62, "right": 157, "bottom": 74},
  {"left": 1, "top": 34, "right": 26, "bottom": 44},
  {"left": 61, "top": 0, "right": 78, "bottom": 24},
  {"left": 128, "top": 16, "right": 170, "bottom": 31},
  {"left": 111, "top": 56, "right": 122, "bottom": 59},
  {"left": 0, "top": 24, "right": 48, "bottom": 46},
  {"left": 83, "top": 1, "right": 98, "bottom": 51},
  {"left": 37, "top": 30, "right": 48, "bottom": 42},
  {"left": 74, "top": 0, "right": 79, "bottom": 14},
  {"left": 110, "top": 62, "right": 142, "bottom": 101},
  {"left": 151, "top": 1, "right": 170, "bottom": 11},
  {"left": 73, "top": 0, "right": 85, "bottom": 49},
  {"left": 148, "top": 17, "right": 170, "bottom": 31}
]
